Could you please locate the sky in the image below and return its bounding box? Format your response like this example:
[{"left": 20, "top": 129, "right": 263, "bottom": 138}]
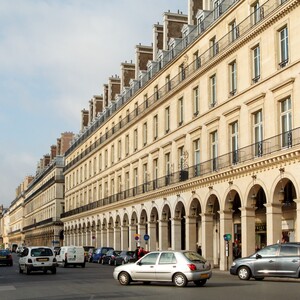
[{"left": 0, "top": 0, "right": 187, "bottom": 208}]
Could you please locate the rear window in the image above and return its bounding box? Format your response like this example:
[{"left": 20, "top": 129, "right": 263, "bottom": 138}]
[
  {"left": 183, "top": 251, "right": 206, "bottom": 263},
  {"left": 159, "top": 253, "right": 177, "bottom": 264},
  {"left": 0, "top": 250, "right": 10, "bottom": 255},
  {"left": 31, "top": 248, "right": 53, "bottom": 257}
]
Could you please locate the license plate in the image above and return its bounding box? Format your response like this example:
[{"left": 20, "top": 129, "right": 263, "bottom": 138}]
[
  {"left": 200, "top": 273, "right": 209, "bottom": 279},
  {"left": 37, "top": 258, "right": 49, "bottom": 262}
]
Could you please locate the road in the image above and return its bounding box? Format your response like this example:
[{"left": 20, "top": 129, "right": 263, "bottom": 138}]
[{"left": 0, "top": 253, "right": 299, "bottom": 300}]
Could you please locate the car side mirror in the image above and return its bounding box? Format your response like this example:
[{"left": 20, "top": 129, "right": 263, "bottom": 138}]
[{"left": 256, "top": 253, "right": 262, "bottom": 259}]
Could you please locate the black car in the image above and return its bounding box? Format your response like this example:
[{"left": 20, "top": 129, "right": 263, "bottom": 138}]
[
  {"left": 114, "top": 250, "right": 135, "bottom": 265},
  {"left": 102, "top": 250, "right": 121, "bottom": 265},
  {"left": 0, "top": 249, "right": 13, "bottom": 266},
  {"left": 230, "top": 242, "right": 300, "bottom": 280}
]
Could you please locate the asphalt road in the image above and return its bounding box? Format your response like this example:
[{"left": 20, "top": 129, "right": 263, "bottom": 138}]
[{"left": 0, "top": 253, "right": 299, "bottom": 300}]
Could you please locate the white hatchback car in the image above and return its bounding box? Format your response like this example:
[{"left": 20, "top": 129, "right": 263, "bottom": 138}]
[
  {"left": 19, "top": 246, "right": 57, "bottom": 274},
  {"left": 113, "top": 250, "right": 212, "bottom": 287}
]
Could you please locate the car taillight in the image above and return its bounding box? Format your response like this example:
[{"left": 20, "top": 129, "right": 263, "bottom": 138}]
[{"left": 187, "top": 264, "right": 197, "bottom": 271}]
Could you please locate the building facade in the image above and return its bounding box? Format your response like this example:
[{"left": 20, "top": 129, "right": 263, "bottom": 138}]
[{"left": 62, "top": 0, "right": 300, "bottom": 270}]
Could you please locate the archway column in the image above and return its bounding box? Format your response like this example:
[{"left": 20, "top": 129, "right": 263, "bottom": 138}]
[
  {"left": 293, "top": 198, "right": 300, "bottom": 241},
  {"left": 114, "top": 226, "right": 121, "bottom": 250},
  {"left": 107, "top": 226, "right": 114, "bottom": 247},
  {"left": 148, "top": 221, "right": 157, "bottom": 251},
  {"left": 201, "top": 213, "right": 214, "bottom": 266},
  {"left": 129, "top": 224, "right": 137, "bottom": 250},
  {"left": 185, "top": 216, "right": 197, "bottom": 251},
  {"left": 95, "top": 227, "right": 100, "bottom": 247},
  {"left": 171, "top": 218, "right": 181, "bottom": 250},
  {"left": 265, "top": 203, "right": 282, "bottom": 245},
  {"left": 158, "top": 220, "right": 168, "bottom": 250},
  {"left": 121, "top": 225, "right": 129, "bottom": 250},
  {"left": 240, "top": 207, "right": 256, "bottom": 257},
  {"left": 100, "top": 227, "right": 106, "bottom": 247},
  {"left": 138, "top": 223, "right": 146, "bottom": 248}
]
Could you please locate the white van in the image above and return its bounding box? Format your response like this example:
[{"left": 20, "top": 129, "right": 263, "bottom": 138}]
[{"left": 56, "top": 246, "right": 85, "bottom": 268}]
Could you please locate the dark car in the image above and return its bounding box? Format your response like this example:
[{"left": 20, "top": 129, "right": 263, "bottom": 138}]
[
  {"left": 115, "top": 251, "right": 135, "bottom": 265},
  {"left": 91, "top": 247, "right": 114, "bottom": 264},
  {"left": 0, "top": 249, "right": 13, "bottom": 266},
  {"left": 230, "top": 242, "right": 300, "bottom": 280},
  {"left": 102, "top": 250, "right": 121, "bottom": 265}
]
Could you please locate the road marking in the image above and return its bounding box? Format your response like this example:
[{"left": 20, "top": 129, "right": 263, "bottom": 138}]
[{"left": 0, "top": 286, "right": 16, "bottom": 291}]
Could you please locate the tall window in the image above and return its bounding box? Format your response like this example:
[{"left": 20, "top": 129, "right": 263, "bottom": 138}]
[
  {"left": 194, "top": 139, "right": 201, "bottom": 176},
  {"left": 165, "top": 75, "right": 171, "bottom": 92},
  {"left": 165, "top": 153, "right": 171, "bottom": 185},
  {"left": 111, "top": 145, "right": 114, "bottom": 165},
  {"left": 153, "top": 115, "right": 158, "bottom": 140},
  {"left": 134, "top": 129, "right": 138, "bottom": 151},
  {"left": 144, "top": 94, "right": 148, "bottom": 109},
  {"left": 179, "top": 63, "right": 185, "bottom": 81},
  {"left": 98, "top": 153, "right": 102, "bottom": 171},
  {"left": 210, "top": 36, "right": 218, "bottom": 57},
  {"left": 229, "top": 19, "right": 238, "bottom": 42},
  {"left": 178, "top": 97, "right": 184, "bottom": 126},
  {"left": 104, "top": 150, "right": 108, "bottom": 168},
  {"left": 154, "top": 85, "right": 159, "bottom": 101},
  {"left": 253, "top": 110, "right": 263, "bottom": 156},
  {"left": 213, "top": 0, "right": 221, "bottom": 19},
  {"left": 178, "top": 146, "right": 185, "bottom": 170},
  {"left": 118, "top": 140, "right": 121, "bottom": 160},
  {"left": 133, "top": 168, "right": 138, "bottom": 195},
  {"left": 165, "top": 106, "right": 170, "bottom": 133},
  {"left": 143, "top": 163, "right": 148, "bottom": 192},
  {"left": 281, "top": 97, "right": 292, "bottom": 147},
  {"left": 125, "top": 134, "right": 129, "bottom": 156},
  {"left": 210, "top": 74, "right": 217, "bottom": 107},
  {"left": 231, "top": 122, "right": 239, "bottom": 164},
  {"left": 279, "top": 26, "right": 289, "bottom": 67},
  {"left": 229, "top": 60, "right": 237, "bottom": 95},
  {"left": 111, "top": 179, "right": 115, "bottom": 197},
  {"left": 153, "top": 158, "right": 158, "bottom": 189},
  {"left": 143, "top": 122, "right": 148, "bottom": 146},
  {"left": 252, "top": 1, "right": 261, "bottom": 24},
  {"left": 211, "top": 131, "right": 218, "bottom": 171},
  {"left": 193, "top": 87, "right": 199, "bottom": 116},
  {"left": 193, "top": 50, "right": 201, "bottom": 69},
  {"left": 252, "top": 45, "right": 261, "bottom": 83},
  {"left": 125, "top": 172, "right": 129, "bottom": 195},
  {"left": 134, "top": 102, "right": 138, "bottom": 117}
]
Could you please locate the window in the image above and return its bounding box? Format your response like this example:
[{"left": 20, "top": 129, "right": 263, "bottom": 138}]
[
  {"left": 231, "top": 121, "right": 239, "bottom": 164},
  {"left": 210, "top": 74, "right": 217, "bottom": 107},
  {"left": 134, "top": 129, "right": 138, "bottom": 151},
  {"left": 98, "top": 153, "right": 102, "bottom": 171},
  {"left": 213, "top": 0, "right": 221, "bottom": 20},
  {"left": 229, "top": 60, "right": 237, "bottom": 95},
  {"left": 179, "top": 63, "right": 185, "bottom": 81},
  {"left": 193, "top": 51, "right": 201, "bottom": 69},
  {"left": 211, "top": 131, "right": 218, "bottom": 171},
  {"left": 178, "top": 146, "right": 185, "bottom": 170},
  {"left": 178, "top": 97, "right": 184, "bottom": 126},
  {"left": 165, "top": 75, "right": 171, "bottom": 92},
  {"left": 252, "top": 1, "right": 261, "bottom": 25},
  {"left": 193, "top": 87, "right": 199, "bottom": 116},
  {"left": 279, "top": 26, "right": 289, "bottom": 67},
  {"left": 197, "top": 15, "right": 204, "bottom": 33},
  {"left": 210, "top": 36, "right": 218, "bottom": 57},
  {"left": 252, "top": 45, "right": 261, "bottom": 83},
  {"left": 143, "top": 122, "right": 147, "bottom": 146},
  {"left": 194, "top": 139, "right": 200, "bottom": 176},
  {"left": 281, "top": 97, "right": 292, "bottom": 147},
  {"left": 125, "top": 172, "right": 129, "bottom": 194},
  {"left": 111, "top": 145, "right": 114, "bottom": 165},
  {"left": 153, "top": 158, "right": 158, "bottom": 189},
  {"left": 143, "top": 163, "right": 148, "bottom": 192},
  {"left": 279, "top": 244, "right": 298, "bottom": 256},
  {"left": 104, "top": 150, "right": 108, "bottom": 168},
  {"left": 134, "top": 102, "right": 138, "bottom": 116},
  {"left": 125, "top": 134, "right": 129, "bottom": 156},
  {"left": 253, "top": 110, "right": 263, "bottom": 156},
  {"left": 153, "top": 115, "right": 158, "bottom": 140},
  {"left": 165, "top": 106, "right": 170, "bottom": 133},
  {"left": 126, "top": 109, "right": 130, "bottom": 123},
  {"left": 111, "top": 179, "right": 115, "bottom": 197},
  {"left": 144, "top": 94, "right": 148, "bottom": 109},
  {"left": 118, "top": 140, "right": 121, "bottom": 160},
  {"left": 165, "top": 153, "right": 171, "bottom": 185},
  {"left": 133, "top": 168, "right": 138, "bottom": 195},
  {"left": 229, "top": 19, "right": 238, "bottom": 42},
  {"left": 159, "top": 252, "right": 176, "bottom": 264},
  {"left": 140, "top": 252, "right": 159, "bottom": 265},
  {"left": 154, "top": 85, "right": 159, "bottom": 101}
]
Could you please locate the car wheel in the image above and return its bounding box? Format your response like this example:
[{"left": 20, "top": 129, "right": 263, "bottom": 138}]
[
  {"left": 108, "top": 259, "right": 112, "bottom": 265},
  {"left": 98, "top": 258, "right": 101, "bottom": 264},
  {"left": 19, "top": 266, "right": 23, "bottom": 274},
  {"left": 254, "top": 277, "right": 264, "bottom": 281},
  {"left": 194, "top": 279, "right": 207, "bottom": 286},
  {"left": 173, "top": 273, "right": 187, "bottom": 287},
  {"left": 238, "top": 266, "right": 251, "bottom": 280},
  {"left": 82, "top": 262, "right": 85, "bottom": 268},
  {"left": 101, "top": 259, "right": 105, "bottom": 265},
  {"left": 114, "top": 260, "right": 117, "bottom": 266},
  {"left": 118, "top": 271, "right": 131, "bottom": 285},
  {"left": 25, "top": 265, "right": 31, "bottom": 275}
]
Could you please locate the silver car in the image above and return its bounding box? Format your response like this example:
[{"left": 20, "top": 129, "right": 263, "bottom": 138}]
[
  {"left": 113, "top": 250, "right": 212, "bottom": 287},
  {"left": 230, "top": 242, "right": 300, "bottom": 280}
]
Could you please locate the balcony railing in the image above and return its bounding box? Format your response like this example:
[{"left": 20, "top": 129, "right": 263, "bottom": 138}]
[
  {"left": 64, "top": 0, "right": 288, "bottom": 173},
  {"left": 61, "top": 127, "right": 300, "bottom": 219},
  {"left": 22, "top": 217, "right": 63, "bottom": 231}
]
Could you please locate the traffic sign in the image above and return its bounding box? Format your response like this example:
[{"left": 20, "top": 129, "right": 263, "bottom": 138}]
[
  {"left": 134, "top": 234, "right": 140, "bottom": 241},
  {"left": 144, "top": 234, "right": 150, "bottom": 241},
  {"left": 223, "top": 234, "right": 232, "bottom": 241}
]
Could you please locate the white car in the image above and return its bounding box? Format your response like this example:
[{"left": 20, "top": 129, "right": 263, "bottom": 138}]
[
  {"left": 19, "top": 246, "right": 57, "bottom": 274},
  {"left": 113, "top": 250, "right": 212, "bottom": 287}
]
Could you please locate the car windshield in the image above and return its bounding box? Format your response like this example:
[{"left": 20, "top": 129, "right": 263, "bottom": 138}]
[
  {"left": 30, "top": 248, "right": 53, "bottom": 257},
  {"left": 183, "top": 251, "right": 206, "bottom": 263},
  {"left": 0, "top": 250, "right": 9, "bottom": 255}
]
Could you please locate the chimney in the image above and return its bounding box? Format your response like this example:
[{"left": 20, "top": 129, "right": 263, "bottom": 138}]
[
  {"left": 108, "top": 76, "right": 121, "bottom": 102},
  {"left": 81, "top": 109, "right": 89, "bottom": 131},
  {"left": 120, "top": 62, "right": 135, "bottom": 91},
  {"left": 188, "top": 0, "right": 204, "bottom": 25},
  {"left": 58, "top": 132, "right": 74, "bottom": 155},
  {"left": 153, "top": 24, "right": 164, "bottom": 60},
  {"left": 135, "top": 44, "right": 153, "bottom": 78},
  {"left": 103, "top": 84, "right": 109, "bottom": 108},
  {"left": 50, "top": 145, "right": 57, "bottom": 160}
]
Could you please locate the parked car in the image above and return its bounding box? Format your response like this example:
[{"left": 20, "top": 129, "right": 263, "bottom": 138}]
[
  {"left": 115, "top": 250, "right": 135, "bottom": 265},
  {"left": 56, "top": 246, "right": 85, "bottom": 268},
  {"left": 0, "top": 249, "right": 13, "bottom": 266},
  {"left": 83, "top": 246, "right": 95, "bottom": 262},
  {"left": 92, "top": 247, "right": 114, "bottom": 264},
  {"left": 102, "top": 250, "right": 122, "bottom": 265},
  {"left": 113, "top": 250, "right": 212, "bottom": 287},
  {"left": 19, "top": 246, "right": 57, "bottom": 274},
  {"left": 230, "top": 242, "right": 300, "bottom": 280}
]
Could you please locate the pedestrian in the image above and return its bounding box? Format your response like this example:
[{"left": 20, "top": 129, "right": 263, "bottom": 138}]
[
  {"left": 138, "top": 247, "right": 146, "bottom": 259},
  {"left": 134, "top": 246, "right": 140, "bottom": 261},
  {"left": 197, "top": 245, "right": 202, "bottom": 256}
]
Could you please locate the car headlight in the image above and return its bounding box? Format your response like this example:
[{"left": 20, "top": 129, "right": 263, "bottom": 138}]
[{"left": 232, "top": 262, "right": 236, "bottom": 266}]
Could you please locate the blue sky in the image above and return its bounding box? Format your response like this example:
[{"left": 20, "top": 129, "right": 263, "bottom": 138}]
[{"left": 0, "top": 0, "right": 187, "bottom": 208}]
